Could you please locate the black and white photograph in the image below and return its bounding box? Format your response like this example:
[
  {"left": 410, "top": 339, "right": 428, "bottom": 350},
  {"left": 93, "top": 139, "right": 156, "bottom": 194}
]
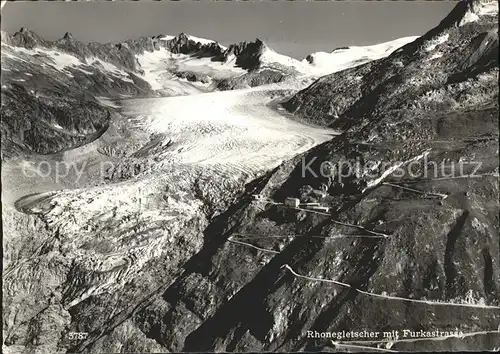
[{"left": 1, "top": 0, "right": 499, "bottom": 352}]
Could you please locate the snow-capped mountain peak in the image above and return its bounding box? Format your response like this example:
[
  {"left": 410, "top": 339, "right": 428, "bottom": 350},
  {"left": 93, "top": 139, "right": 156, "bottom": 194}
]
[{"left": 62, "top": 32, "right": 73, "bottom": 41}]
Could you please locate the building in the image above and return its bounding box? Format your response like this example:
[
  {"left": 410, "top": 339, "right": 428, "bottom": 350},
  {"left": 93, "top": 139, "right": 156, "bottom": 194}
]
[{"left": 285, "top": 197, "right": 300, "bottom": 208}]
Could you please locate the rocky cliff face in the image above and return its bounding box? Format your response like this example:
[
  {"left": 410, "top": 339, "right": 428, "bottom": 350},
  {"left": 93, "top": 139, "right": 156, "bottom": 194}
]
[
  {"left": 215, "top": 66, "right": 298, "bottom": 91},
  {"left": 146, "top": 1, "right": 498, "bottom": 351}
]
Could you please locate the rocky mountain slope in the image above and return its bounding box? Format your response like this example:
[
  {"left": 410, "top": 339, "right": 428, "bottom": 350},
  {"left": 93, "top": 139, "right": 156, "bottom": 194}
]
[
  {"left": 0, "top": 29, "right": 240, "bottom": 155},
  {"left": 2, "top": 1, "right": 499, "bottom": 353}
]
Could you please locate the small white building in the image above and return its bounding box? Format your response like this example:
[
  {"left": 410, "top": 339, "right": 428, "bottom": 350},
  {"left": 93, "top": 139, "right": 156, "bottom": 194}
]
[{"left": 285, "top": 197, "right": 300, "bottom": 208}]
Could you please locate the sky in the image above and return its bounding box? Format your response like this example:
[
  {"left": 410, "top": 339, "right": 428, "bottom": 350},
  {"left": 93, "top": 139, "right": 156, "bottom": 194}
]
[{"left": 1, "top": 1, "right": 457, "bottom": 59}]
